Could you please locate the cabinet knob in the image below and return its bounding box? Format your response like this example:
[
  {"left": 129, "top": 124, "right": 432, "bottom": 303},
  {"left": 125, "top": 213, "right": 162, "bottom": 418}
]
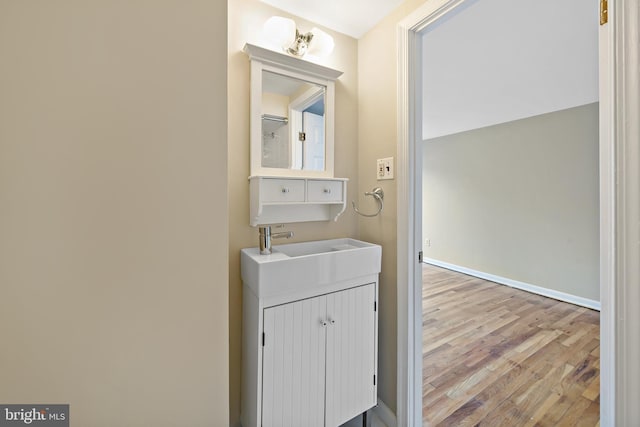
[
  {"left": 281, "top": 188, "right": 290, "bottom": 193},
  {"left": 320, "top": 320, "right": 327, "bottom": 327},
  {"left": 330, "top": 319, "right": 336, "bottom": 325}
]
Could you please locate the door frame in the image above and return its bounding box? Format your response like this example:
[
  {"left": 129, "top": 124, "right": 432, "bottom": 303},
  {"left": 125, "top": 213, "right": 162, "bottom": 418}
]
[
  {"left": 289, "top": 86, "right": 326, "bottom": 170},
  {"left": 396, "top": 0, "right": 640, "bottom": 426}
]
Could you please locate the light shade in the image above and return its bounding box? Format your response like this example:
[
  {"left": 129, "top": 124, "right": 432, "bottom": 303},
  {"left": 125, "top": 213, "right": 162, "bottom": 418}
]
[
  {"left": 307, "top": 27, "right": 335, "bottom": 57},
  {"left": 263, "top": 16, "right": 296, "bottom": 51}
]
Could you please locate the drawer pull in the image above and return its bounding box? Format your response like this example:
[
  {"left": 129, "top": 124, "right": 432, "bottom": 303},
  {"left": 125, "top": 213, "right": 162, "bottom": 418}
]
[
  {"left": 323, "top": 188, "right": 332, "bottom": 194},
  {"left": 281, "top": 188, "right": 290, "bottom": 193}
]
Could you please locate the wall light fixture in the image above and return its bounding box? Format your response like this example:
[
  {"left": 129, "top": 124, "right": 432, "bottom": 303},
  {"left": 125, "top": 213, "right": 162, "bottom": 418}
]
[{"left": 263, "top": 16, "right": 335, "bottom": 58}]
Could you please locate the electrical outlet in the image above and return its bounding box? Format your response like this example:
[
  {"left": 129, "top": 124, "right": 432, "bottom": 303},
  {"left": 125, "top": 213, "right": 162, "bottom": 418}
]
[
  {"left": 377, "top": 157, "right": 394, "bottom": 180},
  {"left": 425, "top": 238, "right": 431, "bottom": 247}
]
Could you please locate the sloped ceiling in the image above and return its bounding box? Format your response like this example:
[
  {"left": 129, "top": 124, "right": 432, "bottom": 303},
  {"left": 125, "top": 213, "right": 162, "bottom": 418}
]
[
  {"left": 422, "top": 0, "right": 599, "bottom": 140},
  {"left": 259, "top": 0, "right": 405, "bottom": 38}
]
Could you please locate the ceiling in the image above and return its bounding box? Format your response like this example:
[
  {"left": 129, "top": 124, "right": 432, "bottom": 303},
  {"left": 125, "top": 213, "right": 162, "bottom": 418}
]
[
  {"left": 259, "top": 0, "right": 598, "bottom": 140},
  {"left": 259, "top": 0, "right": 405, "bottom": 38},
  {"left": 422, "top": 0, "right": 598, "bottom": 139}
]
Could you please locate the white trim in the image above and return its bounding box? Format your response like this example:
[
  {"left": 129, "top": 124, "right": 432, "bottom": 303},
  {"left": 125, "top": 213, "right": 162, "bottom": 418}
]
[
  {"left": 243, "top": 43, "right": 343, "bottom": 81},
  {"left": 424, "top": 258, "right": 601, "bottom": 311},
  {"left": 395, "top": 15, "right": 419, "bottom": 427},
  {"left": 396, "top": 2, "right": 471, "bottom": 426},
  {"left": 612, "top": 1, "right": 640, "bottom": 423},
  {"left": 372, "top": 398, "right": 397, "bottom": 427},
  {"left": 598, "top": 2, "right": 616, "bottom": 424}
]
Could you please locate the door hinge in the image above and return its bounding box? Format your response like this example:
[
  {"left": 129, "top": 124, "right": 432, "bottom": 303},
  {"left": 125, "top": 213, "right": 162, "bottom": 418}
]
[
  {"left": 298, "top": 132, "right": 306, "bottom": 141},
  {"left": 262, "top": 332, "right": 265, "bottom": 346},
  {"left": 600, "top": 0, "right": 608, "bottom": 25},
  {"left": 418, "top": 251, "right": 423, "bottom": 263},
  {"left": 373, "top": 375, "right": 376, "bottom": 386},
  {"left": 374, "top": 301, "right": 377, "bottom": 312}
]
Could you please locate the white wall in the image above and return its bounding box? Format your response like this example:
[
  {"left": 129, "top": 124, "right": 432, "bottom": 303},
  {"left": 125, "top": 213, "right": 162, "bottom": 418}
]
[
  {"left": 422, "top": 0, "right": 598, "bottom": 139},
  {"left": 0, "top": 1, "right": 229, "bottom": 425},
  {"left": 422, "top": 103, "right": 600, "bottom": 302}
]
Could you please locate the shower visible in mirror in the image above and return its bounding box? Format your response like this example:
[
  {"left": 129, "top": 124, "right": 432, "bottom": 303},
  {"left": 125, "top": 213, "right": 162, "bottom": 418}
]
[{"left": 261, "top": 70, "right": 326, "bottom": 171}]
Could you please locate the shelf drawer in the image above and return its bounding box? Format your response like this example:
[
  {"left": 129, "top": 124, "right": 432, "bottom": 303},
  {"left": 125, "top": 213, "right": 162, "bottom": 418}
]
[
  {"left": 261, "top": 178, "right": 306, "bottom": 203},
  {"left": 307, "top": 180, "right": 344, "bottom": 202}
]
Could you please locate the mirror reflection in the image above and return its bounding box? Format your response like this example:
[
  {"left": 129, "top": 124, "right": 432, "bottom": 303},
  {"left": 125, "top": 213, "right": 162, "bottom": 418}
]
[{"left": 261, "top": 71, "right": 326, "bottom": 171}]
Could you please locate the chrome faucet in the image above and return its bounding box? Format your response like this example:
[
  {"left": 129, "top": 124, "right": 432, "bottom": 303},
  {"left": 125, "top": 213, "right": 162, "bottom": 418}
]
[{"left": 259, "top": 226, "right": 293, "bottom": 255}]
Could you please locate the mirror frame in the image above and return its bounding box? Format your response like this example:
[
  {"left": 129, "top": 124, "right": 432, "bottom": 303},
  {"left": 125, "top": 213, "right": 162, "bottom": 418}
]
[{"left": 244, "top": 43, "right": 343, "bottom": 178}]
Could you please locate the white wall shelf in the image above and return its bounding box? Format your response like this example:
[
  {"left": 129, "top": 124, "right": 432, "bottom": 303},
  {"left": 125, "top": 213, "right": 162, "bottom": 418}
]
[
  {"left": 244, "top": 43, "right": 343, "bottom": 81},
  {"left": 249, "top": 176, "right": 348, "bottom": 226}
]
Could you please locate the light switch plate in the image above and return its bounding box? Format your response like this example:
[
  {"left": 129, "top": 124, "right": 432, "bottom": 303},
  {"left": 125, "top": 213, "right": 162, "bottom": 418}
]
[{"left": 377, "top": 157, "right": 394, "bottom": 180}]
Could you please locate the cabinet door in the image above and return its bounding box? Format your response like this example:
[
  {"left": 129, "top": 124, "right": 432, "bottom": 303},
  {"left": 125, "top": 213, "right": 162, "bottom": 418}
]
[
  {"left": 262, "top": 296, "right": 327, "bottom": 427},
  {"left": 325, "top": 283, "right": 377, "bottom": 426}
]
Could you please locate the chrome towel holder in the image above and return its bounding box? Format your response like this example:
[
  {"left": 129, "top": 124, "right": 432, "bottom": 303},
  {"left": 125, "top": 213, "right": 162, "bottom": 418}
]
[{"left": 352, "top": 187, "right": 384, "bottom": 217}]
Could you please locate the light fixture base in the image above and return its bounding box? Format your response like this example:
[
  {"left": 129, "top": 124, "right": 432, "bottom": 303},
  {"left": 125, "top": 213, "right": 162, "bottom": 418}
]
[{"left": 286, "top": 30, "right": 314, "bottom": 57}]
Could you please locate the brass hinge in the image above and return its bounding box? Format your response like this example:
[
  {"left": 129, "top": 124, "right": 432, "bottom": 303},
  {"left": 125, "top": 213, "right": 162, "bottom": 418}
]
[
  {"left": 600, "top": 0, "right": 608, "bottom": 25},
  {"left": 418, "top": 251, "right": 423, "bottom": 263},
  {"left": 298, "top": 132, "right": 306, "bottom": 141}
]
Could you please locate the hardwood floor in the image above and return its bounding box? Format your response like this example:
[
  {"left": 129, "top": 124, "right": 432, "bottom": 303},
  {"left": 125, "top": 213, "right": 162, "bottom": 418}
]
[{"left": 422, "top": 263, "right": 600, "bottom": 426}]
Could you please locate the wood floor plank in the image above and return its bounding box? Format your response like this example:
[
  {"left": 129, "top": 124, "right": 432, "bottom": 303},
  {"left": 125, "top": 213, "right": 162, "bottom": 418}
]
[
  {"left": 422, "top": 264, "right": 600, "bottom": 426},
  {"left": 522, "top": 391, "right": 561, "bottom": 427},
  {"left": 582, "top": 373, "right": 600, "bottom": 401}
]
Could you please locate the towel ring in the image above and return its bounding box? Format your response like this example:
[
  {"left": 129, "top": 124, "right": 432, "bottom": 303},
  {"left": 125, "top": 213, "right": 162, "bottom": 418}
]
[{"left": 352, "top": 187, "right": 384, "bottom": 217}]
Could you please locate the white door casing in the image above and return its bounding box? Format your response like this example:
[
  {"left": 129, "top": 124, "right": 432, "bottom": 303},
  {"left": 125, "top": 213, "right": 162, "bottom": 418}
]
[
  {"left": 397, "top": 0, "right": 639, "bottom": 426},
  {"left": 303, "top": 111, "right": 325, "bottom": 171}
]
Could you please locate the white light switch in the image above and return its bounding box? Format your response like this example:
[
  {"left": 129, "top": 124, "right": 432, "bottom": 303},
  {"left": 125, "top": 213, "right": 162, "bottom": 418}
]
[{"left": 377, "top": 157, "right": 394, "bottom": 180}]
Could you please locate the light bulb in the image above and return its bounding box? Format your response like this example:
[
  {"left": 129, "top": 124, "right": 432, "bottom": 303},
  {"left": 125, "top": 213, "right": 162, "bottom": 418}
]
[
  {"left": 307, "top": 27, "right": 335, "bottom": 58},
  {"left": 263, "top": 16, "right": 297, "bottom": 52}
]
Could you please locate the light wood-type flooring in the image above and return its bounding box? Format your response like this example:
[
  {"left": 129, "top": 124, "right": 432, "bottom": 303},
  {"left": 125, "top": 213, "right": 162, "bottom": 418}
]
[{"left": 422, "top": 263, "right": 600, "bottom": 426}]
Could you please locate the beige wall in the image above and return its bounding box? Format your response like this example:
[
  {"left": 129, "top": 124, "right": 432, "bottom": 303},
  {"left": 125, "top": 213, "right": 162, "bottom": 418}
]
[
  {"left": 357, "top": 0, "right": 427, "bottom": 414},
  {"left": 422, "top": 103, "right": 600, "bottom": 301},
  {"left": 0, "top": 1, "right": 229, "bottom": 425},
  {"left": 228, "top": 2, "right": 359, "bottom": 425},
  {"left": 262, "top": 93, "right": 289, "bottom": 117}
]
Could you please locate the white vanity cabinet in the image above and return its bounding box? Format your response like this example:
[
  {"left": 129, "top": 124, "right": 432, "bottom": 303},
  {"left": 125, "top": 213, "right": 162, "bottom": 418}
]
[
  {"left": 240, "top": 238, "right": 381, "bottom": 427},
  {"left": 261, "top": 284, "right": 377, "bottom": 427}
]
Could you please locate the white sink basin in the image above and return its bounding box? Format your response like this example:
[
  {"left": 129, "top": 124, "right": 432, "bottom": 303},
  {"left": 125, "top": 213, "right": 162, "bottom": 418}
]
[
  {"left": 241, "top": 238, "right": 381, "bottom": 299},
  {"left": 275, "top": 239, "right": 366, "bottom": 257}
]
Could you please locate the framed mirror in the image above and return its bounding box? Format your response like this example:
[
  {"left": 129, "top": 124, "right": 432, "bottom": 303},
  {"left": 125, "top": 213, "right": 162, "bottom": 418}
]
[
  {"left": 245, "top": 43, "right": 342, "bottom": 178},
  {"left": 261, "top": 71, "right": 326, "bottom": 171}
]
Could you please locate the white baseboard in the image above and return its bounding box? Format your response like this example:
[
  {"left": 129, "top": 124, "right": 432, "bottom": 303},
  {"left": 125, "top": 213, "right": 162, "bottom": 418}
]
[
  {"left": 424, "top": 258, "right": 601, "bottom": 311},
  {"left": 372, "top": 398, "right": 396, "bottom": 427}
]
